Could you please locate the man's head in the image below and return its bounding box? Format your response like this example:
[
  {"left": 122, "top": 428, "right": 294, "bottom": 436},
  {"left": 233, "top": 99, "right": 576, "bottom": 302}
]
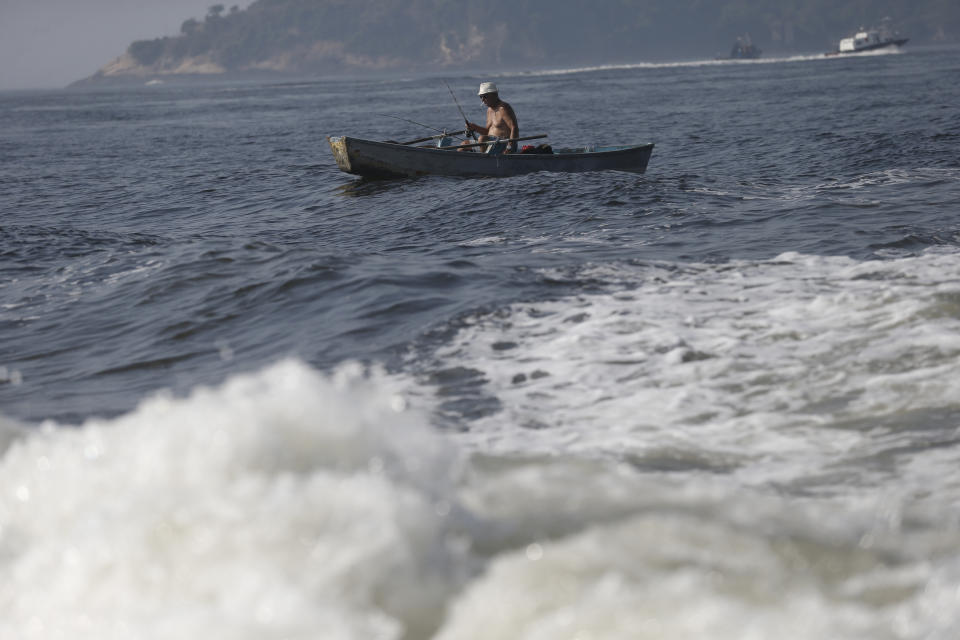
[{"left": 478, "top": 82, "right": 500, "bottom": 106}]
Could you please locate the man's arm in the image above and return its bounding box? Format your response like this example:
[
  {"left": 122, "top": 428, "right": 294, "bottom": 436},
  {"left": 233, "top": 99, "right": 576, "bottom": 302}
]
[
  {"left": 466, "top": 121, "right": 490, "bottom": 135},
  {"left": 503, "top": 104, "right": 519, "bottom": 152}
]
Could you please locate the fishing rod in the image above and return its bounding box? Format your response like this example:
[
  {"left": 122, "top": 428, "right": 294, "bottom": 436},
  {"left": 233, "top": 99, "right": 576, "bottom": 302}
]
[
  {"left": 376, "top": 113, "right": 469, "bottom": 142},
  {"left": 444, "top": 80, "right": 476, "bottom": 140},
  {"left": 376, "top": 113, "right": 446, "bottom": 134},
  {"left": 391, "top": 130, "right": 470, "bottom": 146}
]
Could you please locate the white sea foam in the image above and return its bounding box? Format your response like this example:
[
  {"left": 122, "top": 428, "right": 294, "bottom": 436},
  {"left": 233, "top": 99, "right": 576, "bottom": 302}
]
[
  {"left": 457, "top": 235, "right": 505, "bottom": 247},
  {"left": 436, "top": 455, "right": 960, "bottom": 640},
  {"left": 4, "top": 250, "right": 960, "bottom": 638},
  {"left": 420, "top": 251, "right": 960, "bottom": 638},
  {"left": 433, "top": 249, "right": 960, "bottom": 506},
  {"left": 434, "top": 512, "right": 940, "bottom": 640},
  {"left": 1, "top": 354, "right": 958, "bottom": 638},
  {"left": 0, "top": 361, "right": 465, "bottom": 640}
]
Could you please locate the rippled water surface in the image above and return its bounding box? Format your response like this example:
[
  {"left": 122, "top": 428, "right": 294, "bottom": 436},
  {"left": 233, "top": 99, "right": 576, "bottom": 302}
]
[{"left": 2, "top": 47, "right": 960, "bottom": 639}]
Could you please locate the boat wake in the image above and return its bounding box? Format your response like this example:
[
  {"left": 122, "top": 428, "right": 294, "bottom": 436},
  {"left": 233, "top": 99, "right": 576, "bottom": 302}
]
[{"left": 505, "top": 49, "right": 904, "bottom": 78}]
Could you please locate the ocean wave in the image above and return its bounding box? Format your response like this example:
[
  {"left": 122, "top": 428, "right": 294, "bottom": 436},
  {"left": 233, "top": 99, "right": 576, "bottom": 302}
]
[
  {"left": 0, "top": 360, "right": 464, "bottom": 639},
  {"left": 2, "top": 356, "right": 958, "bottom": 638}
]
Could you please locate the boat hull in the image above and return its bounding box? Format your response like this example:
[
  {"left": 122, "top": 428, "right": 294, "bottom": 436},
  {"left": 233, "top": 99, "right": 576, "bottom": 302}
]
[
  {"left": 828, "top": 38, "right": 908, "bottom": 55},
  {"left": 852, "top": 38, "right": 908, "bottom": 52},
  {"left": 328, "top": 136, "right": 654, "bottom": 179}
]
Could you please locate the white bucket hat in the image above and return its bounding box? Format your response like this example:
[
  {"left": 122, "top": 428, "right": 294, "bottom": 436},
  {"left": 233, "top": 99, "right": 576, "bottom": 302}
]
[{"left": 478, "top": 82, "right": 498, "bottom": 96}]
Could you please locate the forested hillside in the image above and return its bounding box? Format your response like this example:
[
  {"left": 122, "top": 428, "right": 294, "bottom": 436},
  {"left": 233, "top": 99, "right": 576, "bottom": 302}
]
[{"left": 82, "top": 0, "right": 959, "bottom": 82}]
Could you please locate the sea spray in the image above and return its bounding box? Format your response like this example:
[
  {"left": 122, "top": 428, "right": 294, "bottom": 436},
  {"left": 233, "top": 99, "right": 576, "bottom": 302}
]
[
  {"left": 0, "top": 360, "right": 466, "bottom": 640},
  {"left": 2, "top": 357, "right": 959, "bottom": 639}
]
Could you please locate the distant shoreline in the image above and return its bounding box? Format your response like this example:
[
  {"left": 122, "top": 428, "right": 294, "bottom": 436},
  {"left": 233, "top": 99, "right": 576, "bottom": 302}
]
[{"left": 0, "top": 42, "right": 949, "bottom": 93}]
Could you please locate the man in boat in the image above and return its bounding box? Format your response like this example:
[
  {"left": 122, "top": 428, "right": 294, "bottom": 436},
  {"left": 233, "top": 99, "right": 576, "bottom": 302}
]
[{"left": 462, "top": 82, "right": 519, "bottom": 153}]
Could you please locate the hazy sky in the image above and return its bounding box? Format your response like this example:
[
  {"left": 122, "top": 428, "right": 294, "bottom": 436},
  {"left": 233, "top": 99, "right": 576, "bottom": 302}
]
[{"left": 0, "top": 0, "right": 244, "bottom": 90}]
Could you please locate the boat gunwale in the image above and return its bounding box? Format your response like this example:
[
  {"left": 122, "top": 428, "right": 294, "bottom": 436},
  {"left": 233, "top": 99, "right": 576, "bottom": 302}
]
[{"left": 333, "top": 136, "right": 653, "bottom": 158}]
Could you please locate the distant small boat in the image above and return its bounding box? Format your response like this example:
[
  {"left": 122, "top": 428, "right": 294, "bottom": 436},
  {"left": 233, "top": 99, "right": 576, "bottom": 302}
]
[
  {"left": 729, "top": 35, "right": 761, "bottom": 59},
  {"left": 828, "top": 22, "right": 908, "bottom": 55},
  {"left": 328, "top": 136, "right": 654, "bottom": 179}
]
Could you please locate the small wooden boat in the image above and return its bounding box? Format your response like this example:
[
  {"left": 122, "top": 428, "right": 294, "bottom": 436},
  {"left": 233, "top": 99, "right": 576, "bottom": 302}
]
[{"left": 328, "top": 136, "right": 654, "bottom": 179}]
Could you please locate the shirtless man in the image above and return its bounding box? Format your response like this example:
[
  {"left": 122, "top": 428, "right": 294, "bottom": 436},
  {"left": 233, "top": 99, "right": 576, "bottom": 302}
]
[{"left": 463, "top": 82, "right": 519, "bottom": 153}]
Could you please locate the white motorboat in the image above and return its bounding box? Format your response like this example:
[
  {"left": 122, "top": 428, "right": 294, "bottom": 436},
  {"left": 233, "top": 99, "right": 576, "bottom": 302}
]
[{"left": 829, "top": 22, "right": 908, "bottom": 55}]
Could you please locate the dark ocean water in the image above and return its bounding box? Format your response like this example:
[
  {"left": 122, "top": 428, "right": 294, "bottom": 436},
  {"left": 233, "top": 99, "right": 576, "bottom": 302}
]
[
  {"left": 3, "top": 46, "right": 957, "bottom": 423},
  {"left": 2, "top": 46, "right": 960, "bottom": 638}
]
